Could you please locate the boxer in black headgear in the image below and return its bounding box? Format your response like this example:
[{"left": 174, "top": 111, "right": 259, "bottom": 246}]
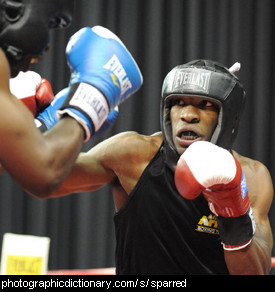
[
  {"left": 0, "top": 0, "right": 74, "bottom": 76},
  {"left": 161, "top": 59, "right": 246, "bottom": 170},
  {"left": 34, "top": 59, "right": 273, "bottom": 275}
]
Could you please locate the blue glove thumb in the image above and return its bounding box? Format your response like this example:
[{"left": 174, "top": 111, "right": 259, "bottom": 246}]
[{"left": 35, "top": 88, "right": 69, "bottom": 131}]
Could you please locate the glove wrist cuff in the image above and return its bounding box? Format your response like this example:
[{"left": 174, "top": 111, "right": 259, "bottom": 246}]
[
  {"left": 217, "top": 207, "right": 256, "bottom": 251},
  {"left": 57, "top": 83, "right": 110, "bottom": 141}
]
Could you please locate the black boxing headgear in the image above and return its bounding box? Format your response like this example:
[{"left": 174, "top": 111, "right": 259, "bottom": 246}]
[
  {"left": 161, "top": 59, "right": 246, "bottom": 170},
  {"left": 0, "top": 0, "right": 74, "bottom": 77}
]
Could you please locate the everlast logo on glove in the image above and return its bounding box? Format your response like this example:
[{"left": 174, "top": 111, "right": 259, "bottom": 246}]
[
  {"left": 172, "top": 69, "right": 211, "bottom": 94},
  {"left": 69, "top": 83, "right": 109, "bottom": 131},
  {"left": 104, "top": 54, "right": 133, "bottom": 96}
]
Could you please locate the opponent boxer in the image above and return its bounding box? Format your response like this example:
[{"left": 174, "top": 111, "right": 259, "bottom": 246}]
[
  {"left": 35, "top": 60, "right": 273, "bottom": 275},
  {"left": 0, "top": 23, "right": 143, "bottom": 195}
]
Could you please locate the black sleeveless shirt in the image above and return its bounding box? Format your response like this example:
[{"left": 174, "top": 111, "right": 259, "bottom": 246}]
[{"left": 114, "top": 146, "right": 230, "bottom": 275}]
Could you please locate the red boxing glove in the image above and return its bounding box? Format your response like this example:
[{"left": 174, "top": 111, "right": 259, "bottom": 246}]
[
  {"left": 9, "top": 71, "right": 54, "bottom": 117},
  {"left": 175, "top": 141, "right": 256, "bottom": 251},
  {"left": 35, "top": 78, "right": 55, "bottom": 115}
]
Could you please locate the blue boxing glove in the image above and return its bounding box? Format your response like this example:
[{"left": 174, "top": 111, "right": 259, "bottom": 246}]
[
  {"left": 57, "top": 26, "right": 143, "bottom": 141},
  {"left": 35, "top": 88, "right": 69, "bottom": 131},
  {"left": 35, "top": 87, "right": 119, "bottom": 139}
]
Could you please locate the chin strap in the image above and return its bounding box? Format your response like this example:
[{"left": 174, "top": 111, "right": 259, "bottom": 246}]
[{"left": 4, "top": 44, "right": 23, "bottom": 61}]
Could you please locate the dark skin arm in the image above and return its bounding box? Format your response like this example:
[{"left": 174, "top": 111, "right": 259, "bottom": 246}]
[
  {"left": 32, "top": 131, "right": 162, "bottom": 204},
  {"left": 0, "top": 49, "right": 85, "bottom": 196},
  {"left": 224, "top": 152, "right": 273, "bottom": 275}
]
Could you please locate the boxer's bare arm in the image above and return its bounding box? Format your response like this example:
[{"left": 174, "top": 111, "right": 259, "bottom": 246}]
[
  {"left": 34, "top": 132, "right": 163, "bottom": 200},
  {"left": 0, "top": 49, "right": 85, "bottom": 196}
]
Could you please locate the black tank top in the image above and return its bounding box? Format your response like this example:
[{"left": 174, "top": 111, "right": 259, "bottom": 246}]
[{"left": 114, "top": 146, "right": 230, "bottom": 275}]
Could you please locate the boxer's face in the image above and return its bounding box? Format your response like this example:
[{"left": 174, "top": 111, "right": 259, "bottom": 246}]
[{"left": 170, "top": 95, "right": 219, "bottom": 155}]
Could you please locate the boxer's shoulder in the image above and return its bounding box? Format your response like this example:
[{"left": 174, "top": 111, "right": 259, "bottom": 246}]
[
  {"left": 80, "top": 131, "right": 162, "bottom": 196},
  {"left": 97, "top": 131, "right": 163, "bottom": 162},
  {"left": 232, "top": 150, "right": 270, "bottom": 179}
]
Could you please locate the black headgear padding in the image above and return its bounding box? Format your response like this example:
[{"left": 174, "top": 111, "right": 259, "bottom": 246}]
[
  {"left": 160, "top": 59, "right": 246, "bottom": 171},
  {"left": 0, "top": 0, "right": 75, "bottom": 76}
]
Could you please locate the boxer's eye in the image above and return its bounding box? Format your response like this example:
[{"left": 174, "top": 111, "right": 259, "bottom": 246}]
[
  {"left": 201, "top": 100, "right": 213, "bottom": 107},
  {"left": 170, "top": 99, "right": 185, "bottom": 107},
  {"left": 199, "top": 100, "right": 219, "bottom": 111}
]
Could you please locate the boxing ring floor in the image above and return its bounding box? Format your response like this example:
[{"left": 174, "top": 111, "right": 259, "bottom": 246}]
[{"left": 47, "top": 258, "right": 275, "bottom": 275}]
